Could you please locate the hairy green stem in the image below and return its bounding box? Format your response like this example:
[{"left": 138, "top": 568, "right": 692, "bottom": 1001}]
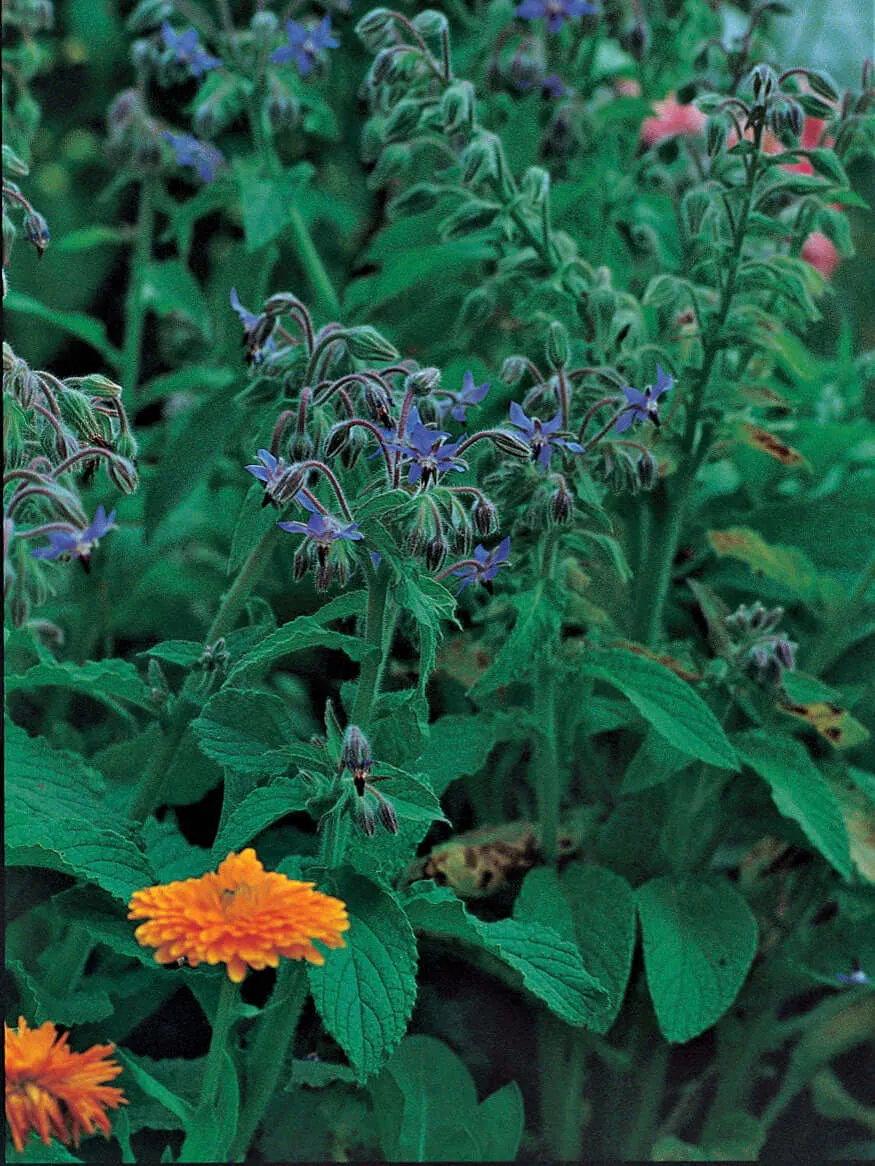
[
  {"left": 624, "top": 1040, "right": 669, "bottom": 1158},
  {"left": 351, "top": 562, "right": 390, "bottom": 729},
  {"left": 534, "top": 530, "right": 561, "bottom": 865},
  {"left": 197, "top": 978, "right": 237, "bottom": 1114},
  {"left": 230, "top": 964, "right": 308, "bottom": 1160},
  {"left": 539, "top": 1016, "right": 587, "bottom": 1159},
  {"left": 634, "top": 124, "right": 764, "bottom": 645}
]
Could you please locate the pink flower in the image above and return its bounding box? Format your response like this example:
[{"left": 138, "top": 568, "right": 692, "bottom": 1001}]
[
  {"left": 801, "top": 231, "right": 839, "bottom": 278},
  {"left": 641, "top": 94, "right": 707, "bottom": 146}
]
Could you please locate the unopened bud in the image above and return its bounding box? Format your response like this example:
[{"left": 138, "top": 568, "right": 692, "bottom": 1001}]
[
  {"left": 472, "top": 496, "right": 498, "bottom": 537},
  {"left": 344, "top": 325, "right": 400, "bottom": 364},
  {"left": 23, "top": 211, "right": 50, "bottom": 257},
  {"left": 405, "top": 367, "right": 442, "bottom": 396},
  {"left": 775, "top": 639, "right": 795, "bottom": 671},
  {"left": 293, "top": 543, "right": 309, "bottom": 581},
  {"left": 549, "top": 483, "right": 574, "bottom": 525},
  {"left": 342, "top": 725, "right": 373, "bottom": 791},
  {"left": 315, "top": 560, "right": 334, "bottom": 592},
  {"left": 376, "top": 792, "right": 399, "bottom": 834},
  {"left": 288, "top": 430, "right": 313, "bottom": 462},
  {"left": 501, "top": 356, "right": 529, "bottom": 386},
  {"left": 425, "top": 534, "right": 449, "bottom": 572},
  {"left": 325, "top": 423, "right": 351, "bottom": 459},
  {"left": 115, "top": 430, "right": 139, "bottom": 462},
  {"left": 250, "top": 9, "right": 279, "bottom": 44},
  {"left": 750, "top": 63, "right": 778, "bottom": 103},
  {"left": 58, "top": 388, "right": 102, "bottom": 442},
  {"left": 545, "top": 321, "right": 570, "bottom": 372},
  {"left": 441, "top": 80, "right": 475, "bottom": 134},
  {"left": 355, "top": 7, "right": 396, "bottom": 51},
  {"left": 492, "top": 430, "right": 533, "bottom": 460},
  {"left": 363, "top": 381, "right": 394, "bottom": 427},
  {"left": 107, "top": 455, "right": 138, "bottom": 494},
  {"left": 356, "top": 799, "right": 377, "bottom": 836},
  {"left": 460, "top": 133, "right": 500, "bottom": 187},
  {"left": 637, "top": 449, "right": 658, "bottom": 490}
]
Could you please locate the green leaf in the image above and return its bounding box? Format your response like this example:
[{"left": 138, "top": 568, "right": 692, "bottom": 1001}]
[
  {"left": 414, "top": 712, "right": 512, "bottom": 796},
  {"left": 119, "top": 1053, "right": 205, "bottom": 1133},
  {"left": 55, "top": 225, "right": 131, "bottom": 253},
  {"left": 233, "top": 158, "right": 315, "bottom": 251},
  {"left": 228, "top": 607, "right": 373, "bottom": 683},
  {"left": 470, "top": 581, "right": 563, "bottom": 698},
  {"left": 370, "top": 1035, "right": 524, "bottom": 1163},
  {"left": 5, "top": 721, "right": 155, "bottom": 903},
  {"left": 708, "top": 526, "right": 837, "bottom": 607},
  {"left": 228, "top": 482, "right": 276, "bottom": 574},
  {"left": 561, "top": 864, "right": 638, "bottom": 1034},
  {"left": 404, "top": 885, "right": 608, "bottom": 1027},
  {"left": 115, "top": 1050, "right": 194, "bottom": 1125},
  {"left": 622, "top": 730, "right": 693, "bottom": 794},
  {"left": 8, "top": 1137, "right": 84, "bottom": 1162},
  {"left": 4, "top": 290, "right": 122, "bottom": 367},
  {"left": 580, "top": 648, "right": 738, "bottom": 770},
  {"left": 141, "top": 640, "right": 204, "bottom": 668},
  {"left": 7, "top": 658, "right": 154, "bottom": 716},
  {"left": 140, "top": 260, "right": 211, "bottom": 335},
  {"left": 309, "top": 871, "right": 418, "bottom": 1082},
  {"left": 9, "top": 959, "right": 114, "bottom": 1026},
  {"left": 734, "top": 730, "right": 852, "bottom": 877},
  {"left": 211, "top": 778, "right": 312, "bottom": 858},
  {"left": 191, "top": 688, "right": 296, "bottom": 778},
  {"left": 288, "top": 1059, "right": 356, "bottom": 1088},
  {"left": 636, "top": 876, "right": 758, "bottom": 1042}
]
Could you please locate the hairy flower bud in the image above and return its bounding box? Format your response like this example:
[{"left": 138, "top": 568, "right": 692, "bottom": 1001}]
[
  {"left": 324, "top": 423, "right": 351, "bottom": 460},
  {"left": 126, "top": 0, "right": 172, "bottom": 33},
  {"left": 425, "top": 534, "right": 449, "bottom": 572},
  {"left": 636, "top": 448, "right": 658, "bottom": 490},
  {"left": 363, "top": 381, "right": 394, "bottom": 427},
  {"left": 293, "top": 543, "right": 310, "bottom": 581},
  {"left": 460, "top": 133, "right": 501, "bottom": 187},
  {"left": 376, "top": 792, "right": 399, "bottom": 834},
  {"left": 501, "top": 356, "right": 529, "bottom": 386},
  {"left": 441, "top": 81, "right": 475, "bottom": 134},
  {"left": 775, "top": 639, "right": 795, "bottom": 671},
  {"left": 545, "top": 321, "right": 570, "bottom": 372},
  {"left": 404, "top": 367, "right": 441, "bottom": 397},
  {"left": 250, "top": 9, "right": 279, "bottom": 44},
  {"left": 706, "top": 114, "right": 728, "bottom": 158},
  {"left": 472, "top": 496, "right": 498, "bottom": 538},
  {"left": 492, "top": 430, "right": 533, "bottom": 460},
  {"left": 288, "top": 430, "right": 313, "bottom": 463},
  {"left": 355, "top": 7, "right": 397, "bottom": 51},
  {"left": 549, "top": 482, "right": 574, "bottom": 525},
  {"left": 344, "top": 325, "right": 400, "bottom": 364},
  {"left": 58, "top": 389, "right": 102, "bottom": 442},
  {"left": 107, "top": 455, "right": 138, "bottom": 494},
  {"left": 23, "top": 211, "right": 50, "bottom": 257},
  {"left": 342, "top": 725, "right": 373, "bottom": 791},
  {"left": 750, "top": 63, "right": 778, "bottom": 104},
  {"left": 315, "top": 560, "right": 334, "bottom": 592}
]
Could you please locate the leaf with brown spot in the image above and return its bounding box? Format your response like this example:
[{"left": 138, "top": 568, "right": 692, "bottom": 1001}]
[
  {"left": 613, "top": 640, "right": 702, "bottom": 682},
  {"left": 741, "top": 423, "right": 808, "bottom": 468},
  {"left": 708, "top": 526, "right": 839, "bottom": 606},
  {"left": 778, "top": 700, "right": 871, "bottom": 749}
]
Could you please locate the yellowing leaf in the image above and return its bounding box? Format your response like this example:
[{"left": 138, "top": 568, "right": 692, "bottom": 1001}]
[
  {"left": 778, "top": 700, "right": 871, "bottom": 749},
  {"left": 708, "top": 526, "right": 836, "bottom": 605},
  {"left": 740, "top": 423, "right": 808, "bottom": 467}
]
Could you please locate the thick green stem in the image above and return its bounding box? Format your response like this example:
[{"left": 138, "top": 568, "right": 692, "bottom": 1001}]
[
  {"left": 539, "top": 1016, "right": 587, "bottom": 1159},
  {"left": 534, "top": 531, "right": 561, "bottom": 864},
  {"left": 207, "top": 523, "right": 283, "bottom": 644},
  {"left": 121, "top": 178, "right": 155, "bottom": 399},
  {"left": 197, "top": 977, "right": 237, "bottom": 1114},
  {"left": 230, "top": 963, "right": 308, "bottom": 1161},
  {"left": 634, "top": 128, "right": 764, "bottom": 645},
  {"left": 351, "top": 563, "right": 390, "bottom": 729},
  {"left": 623, "top": 1040, "right": 669, "bottom": 1158}
]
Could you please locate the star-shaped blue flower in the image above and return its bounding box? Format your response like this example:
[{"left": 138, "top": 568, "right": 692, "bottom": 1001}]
[
  {"left": 438, "top": 370, "right": 491, "bottom": 423},
  {"left": 453, "top": 537, "right": 511, "bottom": 592},
  {"left": 508, "top": 402, "right": 583, "bottom": 469},
  {"left": 277, "top": 494, "right": 363, "bottom": 546},
  {"left": 161, "top": 22, "right": 222, "bottom": 78},
  {"left": 615, "top": 365, "right": 673, "bottom": 433},
  {"left": 162, "top": 131, "right": 225, "bottom": 183},
  {"left": 31, "top": 505, "right": 116, "bottom": 570},
  {"left": 515, "top": 0, "right": 596, "bottom": 33},
  {"left": 245, "top": 448, "right": 305, "bottom": 507},
  {"left": 270, "top": 16, "right": 339, "bottom": 76},
  {"left": 388, "top": 408, "right": 467, "bottom": 485},
  {"left": 230, "top": 288, "right": 278, "bottom": 360}
]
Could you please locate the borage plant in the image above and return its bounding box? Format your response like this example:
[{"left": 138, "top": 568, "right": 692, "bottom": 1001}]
[{"left": 4, "top": 0, "right": 875, "bottom": 1163}]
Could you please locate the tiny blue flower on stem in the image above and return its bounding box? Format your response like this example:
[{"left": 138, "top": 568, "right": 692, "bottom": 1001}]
[
  {"left": 836, "top": 960, "right": 870, "bottom": 986},
  {"left": 271, "top": 16, "right": 339, "bottom": 76},
  {"left": 161, "top": 22, "right": 222, "bottom": 77},
  {"left": 30, "top": 506, "right": 116, "bottom": 573},
  {"left": 509, "top": 402, "right": 583, "bottom": 469},
  {"left": 244, "top": 449, "right": 302, "bottom": 507},
  {"left": 162, "top": 131, "right": 225, "bottom": 183},
  {"left": 230, "top": 288, "right": 278, "bottom": 360},
  {"left": 515, "top": 0, "right": 596, "bottom": 33},
  {"left": 615, "top": 365, "right": 673, "bottom": 433},
  {"left": 448, "top": 537, "right": 511, "bottom": 593},
  {"left": 438, "top": 371, "right": 491, "bottom": 423}
]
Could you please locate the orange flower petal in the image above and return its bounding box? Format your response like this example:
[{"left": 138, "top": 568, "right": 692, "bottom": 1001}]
[
  {"left": 5, "top": 1018, "right": 125, "bottom": 1152},
  {"left": 128, "top": 848, "right": 349, "bottom": 982}
]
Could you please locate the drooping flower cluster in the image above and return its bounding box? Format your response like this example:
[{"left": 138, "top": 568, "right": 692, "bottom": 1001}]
[
  {"left": 5, "top": 1018, "right": 126, "bottom": 1153},
  {"left": 128, "top": 849, "right": 350, "bottom": 982}
]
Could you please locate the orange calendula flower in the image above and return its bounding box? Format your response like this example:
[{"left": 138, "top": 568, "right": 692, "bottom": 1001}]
[
  {"left": 5, "top": 1018, "right": 126, "bottom": 1153},
  {"left": 128, "top": 848, "right": 350, "bottom": 983}
]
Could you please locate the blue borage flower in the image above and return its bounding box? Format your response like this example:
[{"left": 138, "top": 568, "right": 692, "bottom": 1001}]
[
  {"left": 230, "top": 288, "right": 279, "bottom": 360},
  {"left": 31, "top": 506, "right": 116, "bottom": 570},
  {"left": 437, "top": 371, "right": 491, "bottom": 424},
  {"left": 271, "top": 16, "right": 339, "bottom": 76},
  {"left": 836, "top": 961, "right": 870, "bottom": 986},
  {"left": 244, "top": 448, "right": 301, "bottom": 507},
  {"left": 615, "top": 365, "right": 673, "bottom": 433},
  {"left": 508, "top": 402, "right": 583, "bottom": 469},
  {"left": 515, "top": 0, "right": 596, "bottom": 33},
  {"left": 452, "top": 537, "right": 511, "bottom": 593},
  {"left": 277, "top": 494, "right": 363, "bottom": 546},
  {"left": 162, "top": 131, "right": 225, "bottom": 183},
  {"left": 161, "top": 22, "right": 221, "bottom": 78},
  {"left": 386, "top": 407, "right": 466, "bottom": 486}
]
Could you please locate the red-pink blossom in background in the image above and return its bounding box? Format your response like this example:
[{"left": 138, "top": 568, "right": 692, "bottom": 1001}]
[
  {"left": 640, "top": 94, "right": 707, "bottom": 145},
  {"left": 801, "top": 231, "right": 840, "bottom": 278}
]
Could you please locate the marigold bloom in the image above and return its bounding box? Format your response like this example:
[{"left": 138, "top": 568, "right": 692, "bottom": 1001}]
[
  {"left": 128, "top": 849, "right": 349, "bottom": 982},
  {"left": 5, "top": 1018, "right": 125, "bottom": 1153}
]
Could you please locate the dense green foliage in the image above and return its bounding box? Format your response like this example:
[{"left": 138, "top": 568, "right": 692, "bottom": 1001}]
[{"left": 4, "top": 0, "right": 874, "bottom": 1161}]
